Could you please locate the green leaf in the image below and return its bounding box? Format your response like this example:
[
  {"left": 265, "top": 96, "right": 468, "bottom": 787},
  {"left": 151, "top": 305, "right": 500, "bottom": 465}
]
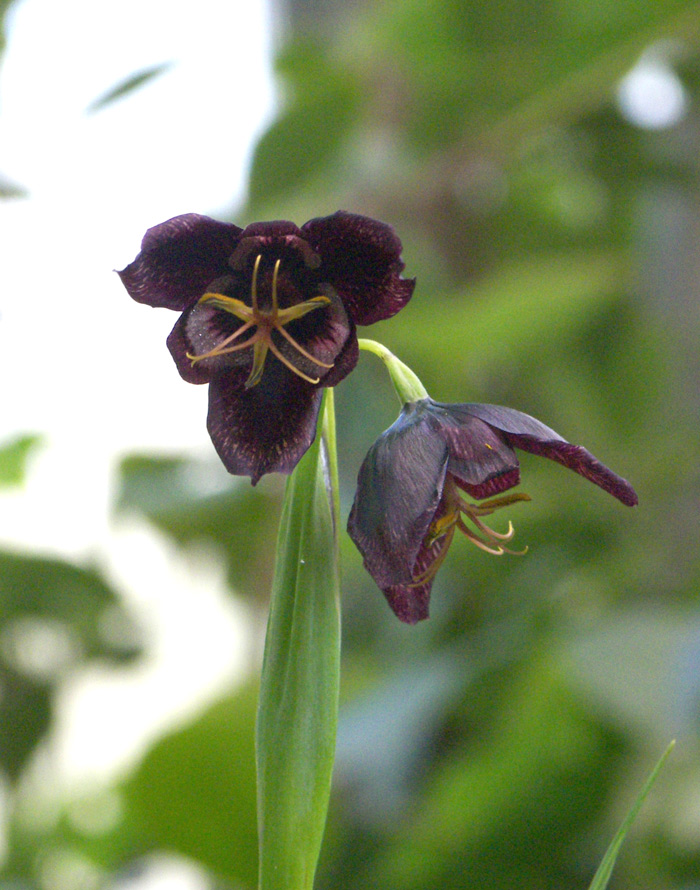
[
  {"left": 384, "top": 249, "right": 627, "bottom": 398},
  {"left": 0, "top": 550, "right": 139, "bottom": 781},
  {"left": 375, "top": 655, "right": 625, "bottom": 890},
  {"left": 256, "top": 393, "right": 341, "bottom": 890},
  {"left": 123, "top": 684, "right": 259, "bottom": 888},
  {"left": 362, "top": 0, "right": 700, "bottom": 153},
  {"left": 588, "top": 741, "right": 675, "bottom": 890},
  {"left": 0, "top": 435, "right": 42, "bottom": 488},
  {"left": 0, "top": 0, "right": 18, "bottom": 56},
  {"left": 86, "top": 63, "right": 173, "bottom": 113}
]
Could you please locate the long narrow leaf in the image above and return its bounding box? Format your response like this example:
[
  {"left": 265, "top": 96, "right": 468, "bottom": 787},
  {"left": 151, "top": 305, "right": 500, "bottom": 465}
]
[
  {"left": 256, "top": 393, "right": 341, "bottom": 890},
  {"left": 589, "top": 740, "right": 675, "bottom": 890}
]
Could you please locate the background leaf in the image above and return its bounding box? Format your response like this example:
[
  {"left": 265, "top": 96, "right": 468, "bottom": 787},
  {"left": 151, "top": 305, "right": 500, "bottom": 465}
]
[
  {"left": 0, "top": 435, "right": 42, "bottom": 488},
  {"left": 86, "top": 62, "right": 174, "bottom": 113},
  {"left": 0, "top": 550, "right": 140, "bottom": 781}
]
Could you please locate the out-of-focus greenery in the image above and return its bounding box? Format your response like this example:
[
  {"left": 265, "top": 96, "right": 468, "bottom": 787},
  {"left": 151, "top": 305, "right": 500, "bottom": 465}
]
[
  {"left": 3, "top": 0, "right": 700, "bottom": 888},
  {"left": 0, "top": 435, "right": 142, "bottom": 793}
]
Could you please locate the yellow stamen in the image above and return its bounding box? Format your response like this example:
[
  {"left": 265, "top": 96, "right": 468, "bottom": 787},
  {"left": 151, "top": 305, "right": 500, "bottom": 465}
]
[
  {"left": 275, "top": 318, "right": 334, "bottom": 369},
  {"left": 186, "top": 254, "right": 335, "bottom": 387},
  {"left": 408, "top": 521, "right": 457, "bottom": 587},
  {"left": 425, "top": 510, "right": 458, "bottom": 547},
  {"left": 251, "top": 253, "right": 262, "bottom": 313},
  {"left": 457, "top": 518, "right": 508, "bottom": 555},
  {"left": 185, "top": 320, "right": 255, "bottom": 362},
  {"left": 410, "top": 483, "right": 530, "bottom": 586},
  {"left": 461, "top": 492, "right": 532, "bottom": 515}
]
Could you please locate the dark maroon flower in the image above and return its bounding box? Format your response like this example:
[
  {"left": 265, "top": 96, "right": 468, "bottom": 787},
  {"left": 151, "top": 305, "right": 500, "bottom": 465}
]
[
  {"left": 347, "top": 399, "right": 638, "bottom": 624},
  {"left": 119, "top": 211, "right": 414, "bottom": 483}
]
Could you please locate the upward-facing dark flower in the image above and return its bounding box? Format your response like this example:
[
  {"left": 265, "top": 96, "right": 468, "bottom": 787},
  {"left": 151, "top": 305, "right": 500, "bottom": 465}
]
[
  {"left": 347, "top": 399, "right": 638, "bottom": 624},
  {"left": 119, "top": 211, "right": 415, "bottom": 483}
]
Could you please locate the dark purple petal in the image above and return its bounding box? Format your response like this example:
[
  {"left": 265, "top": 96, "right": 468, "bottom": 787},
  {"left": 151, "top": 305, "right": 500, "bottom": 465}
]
[
  {"left": 505, "top": 437, "right": 638, "bottom": 506},
  {"left": 176, "top": 282, "right": 353, "bottom": 386},
  {"left": 381, "top": 509, "right": 454, "bottom": 623},
  {"left": 460, "top": 403, "right": 638, "bottom": 506},
  {"left": 318, "top": 316, "right": 359, "bottom": 387},
  {"left": 179, "top": 296, "right": 249, "bottom": 376},
  {"left": 228, "top": 220, "right": 322, "bottom": 272},
  {"left": 166, "top": 315, "right": 212, "bottom": 384},
  {"left": 347, "top": 403, "right": 449, "bottom": 588},
  {"left": 453, "top": 404, "right": 563, "bottom": 441},
  {"left": 207, "top": 363, "right": 323, "bottom": 485},
  {"left": 302, "top": 211, "right": 415, "bottom": 325},
  {"left": 382, "top": 583, "right": 432, "bottom": 624},
  {"left": 238, "top": 220, "right": 302, "bottom": 239},
  {"left": 426, "top": 402, "right": 521, "bottom": 498},
  {"left": 276, "top": 285, "right": 351, "bottom": 383},
  {"left": 118, "top": 214, "right": 243, "bottom": 311}
]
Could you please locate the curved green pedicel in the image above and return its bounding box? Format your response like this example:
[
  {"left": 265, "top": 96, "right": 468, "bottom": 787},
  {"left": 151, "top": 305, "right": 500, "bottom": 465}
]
[{"left": 358, "top": 337, "right": 429, "bottom": 404}]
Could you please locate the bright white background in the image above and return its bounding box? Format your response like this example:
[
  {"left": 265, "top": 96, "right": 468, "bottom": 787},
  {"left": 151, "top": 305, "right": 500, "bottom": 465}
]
[{"left": 0, "top": 0, "right": 275, "bottom": 800}]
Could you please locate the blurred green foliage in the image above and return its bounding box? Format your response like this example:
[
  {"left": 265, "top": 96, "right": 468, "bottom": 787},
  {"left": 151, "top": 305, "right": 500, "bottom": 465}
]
[
  {"left": 0, "top": 435, "right": 42, "bottom": 489},
  {"left": 0, "top": 438, "right": 141, "bottom": 794},
  {"left": 3, "top": 0, "right": 700, "bottom": 888}
]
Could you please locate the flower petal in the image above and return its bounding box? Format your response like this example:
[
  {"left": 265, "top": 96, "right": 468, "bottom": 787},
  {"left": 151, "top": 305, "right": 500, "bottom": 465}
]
[
  {"left": 427, "top": 401, "right": 521, "bottom": 498},
  {"left": 228, "top": 220, "right": 323, "bottom": 272},
  {"left": 381, "top": 512, "right": 454, "bottom": 623},
  {"left": 462, "top": 403, "right": 639, "bottom": 506},
  {"left": 382, "top": 581, "right": 432, "bottom": 625},
  {"left": 347, "top": 402, "right": 449, "bottom": 588},
  {"left": 507, "top": 438, "right": 638, "bottom": 506},
  {"left": 207, "top": 362, "right": 323, "bottom": 484},
  {"left": 272, "top": 284, "right": 352, "bottom": 384},
  {"left": 118, "top": 214, "right": 243, "bottom": 310},
  {"left": 301, "top": 211, "right": 415, "bottom": 325},
  {"left": 319, "top": 317, "right": 358, "bottom": 387},
  {"left": 166, "top": 314, "right": 213, "bottom": 384}
]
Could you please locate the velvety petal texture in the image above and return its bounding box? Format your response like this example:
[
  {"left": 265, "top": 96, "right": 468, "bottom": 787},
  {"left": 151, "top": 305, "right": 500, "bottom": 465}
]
[
  {"left": 120, "top": 210, "right": 415, "bottom": 482},
  {"left": 301, "top": 211, "right": 416, "bottom": 325},
  {"left": 380, "top": 501, "right": 455, "bottom": 624},
  {"left": 348, "top": 398, "right": 638, "bottom": 623},
  {"left": 118, "top": 214, "right": 243, "bottom": 310},
  {"left": 207, "top": 363, "right": 323, "bottom": 484},
  {"left": 347, "top": 404, "right": 449, "bottom": 589},
  {"left": 455, "top": 403, "right": 639, "bottom": 506}
]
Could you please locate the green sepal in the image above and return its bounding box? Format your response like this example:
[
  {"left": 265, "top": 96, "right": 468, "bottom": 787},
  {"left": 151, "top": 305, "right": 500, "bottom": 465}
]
[{"left": 256, "top": 391, "right": 341, "bottom": 890}]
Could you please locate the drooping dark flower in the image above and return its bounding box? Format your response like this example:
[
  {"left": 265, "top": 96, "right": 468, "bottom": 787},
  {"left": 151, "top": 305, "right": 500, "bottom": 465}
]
[
  {"left": 119, "top": 211, "right": 415, "bottom": 483},
  {"left": 347, "top": 399, "right": 638, "bottom": 624}
]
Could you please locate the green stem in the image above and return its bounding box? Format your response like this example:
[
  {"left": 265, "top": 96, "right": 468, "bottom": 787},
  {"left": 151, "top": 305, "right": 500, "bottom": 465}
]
[{"left": 358, "top": 338, "right": 429, "bottom": 404}]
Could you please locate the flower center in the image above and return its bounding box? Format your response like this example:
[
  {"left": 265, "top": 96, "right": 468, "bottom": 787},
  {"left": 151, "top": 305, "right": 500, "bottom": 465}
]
[
  {"left": 186, "top": 254, "right": 334, "bottom": 389},
  {"left": 410, "top": 482, "right": 531, "bottom": 587}
]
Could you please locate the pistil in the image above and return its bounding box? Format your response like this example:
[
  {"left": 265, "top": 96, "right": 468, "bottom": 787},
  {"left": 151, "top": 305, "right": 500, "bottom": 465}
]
[{"left": 187, "top": 254, "right": 334, "bottom": 388}]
